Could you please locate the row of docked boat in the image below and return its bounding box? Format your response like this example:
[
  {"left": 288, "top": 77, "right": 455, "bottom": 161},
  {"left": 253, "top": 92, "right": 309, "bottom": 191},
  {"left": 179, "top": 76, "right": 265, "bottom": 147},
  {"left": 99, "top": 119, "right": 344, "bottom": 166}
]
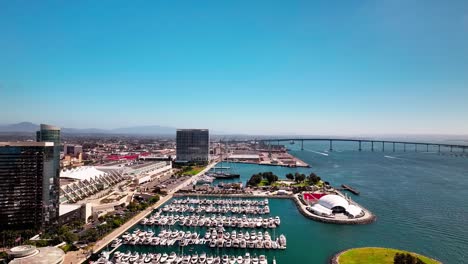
[
  {"left": 121, "top": 229, "right": 204, "bottom": 246},
  {"left": 160, "top": 204, "right": 270, "bottom": 215},
  {"left": 106, "top": 251, "right": 272, "bottom": 264},
  {"left": 172, "top": 198, "right": 269, "bottom": 206},
  {"left": 205, "top": 229, "right": 286, "bottom": 250},
  {"left": 141, "top": 214, "right": 281, "bottom": 229},
  {"left": 117, "top": 228, "right": 286, "bottom": 250}
]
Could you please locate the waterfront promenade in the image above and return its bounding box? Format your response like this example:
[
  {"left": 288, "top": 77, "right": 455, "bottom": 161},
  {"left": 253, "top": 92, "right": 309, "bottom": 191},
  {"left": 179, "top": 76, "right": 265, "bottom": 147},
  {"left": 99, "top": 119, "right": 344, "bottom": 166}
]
[{"left": 64, "top": 162, "right": 217, "bottom": 264}]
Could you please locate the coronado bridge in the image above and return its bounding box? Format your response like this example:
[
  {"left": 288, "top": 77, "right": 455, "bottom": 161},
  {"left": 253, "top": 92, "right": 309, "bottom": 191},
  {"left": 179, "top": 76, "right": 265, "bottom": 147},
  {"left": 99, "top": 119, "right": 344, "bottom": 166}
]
[{"left": 224, "top": 138, "right": 468, "bottom": 153}]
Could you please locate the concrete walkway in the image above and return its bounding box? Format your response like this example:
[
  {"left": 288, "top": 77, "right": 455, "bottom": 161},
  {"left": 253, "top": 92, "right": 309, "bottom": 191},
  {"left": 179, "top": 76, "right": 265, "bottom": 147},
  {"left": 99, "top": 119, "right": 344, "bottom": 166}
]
[{"left": 63, "top": 162, "right": 217, "bottom": 264}]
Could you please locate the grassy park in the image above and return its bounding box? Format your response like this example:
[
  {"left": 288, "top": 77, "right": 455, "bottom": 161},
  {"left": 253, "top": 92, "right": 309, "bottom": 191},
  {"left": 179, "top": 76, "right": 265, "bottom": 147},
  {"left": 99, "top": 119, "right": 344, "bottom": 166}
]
[{"left": 338, "top": 247, "right": 440, "bottom": 264}]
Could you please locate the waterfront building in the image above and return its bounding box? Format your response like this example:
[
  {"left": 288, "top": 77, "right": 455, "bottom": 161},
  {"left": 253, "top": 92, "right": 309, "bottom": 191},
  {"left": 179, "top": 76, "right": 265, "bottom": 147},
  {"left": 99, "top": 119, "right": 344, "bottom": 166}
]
[
  {"left": 227, "top": 154, "right": 261, "bottom": 163},
  {"left": 176, "top": 129, "right": 209, "bottom": 164},
  {"left": 59, "top": 203, "right": 90, "bottom": 225},
  {"left": 309, "top": 194, "right": 363, "bottom": 218},
  {"left": 124, "top": 161, "right": 172, "bottom": 183},
  {"left": 0, "top": 142, "right": 59, "bottom": 230},
  {"left": 59, "top": 166, "right": 125, "bottom": 204}
]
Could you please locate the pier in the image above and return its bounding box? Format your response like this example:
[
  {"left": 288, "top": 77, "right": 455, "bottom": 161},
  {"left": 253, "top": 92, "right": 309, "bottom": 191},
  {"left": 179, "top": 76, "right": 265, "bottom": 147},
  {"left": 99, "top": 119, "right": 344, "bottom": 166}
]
[{"left": 340, "top": 184, "right": 360, "bottom": 195}]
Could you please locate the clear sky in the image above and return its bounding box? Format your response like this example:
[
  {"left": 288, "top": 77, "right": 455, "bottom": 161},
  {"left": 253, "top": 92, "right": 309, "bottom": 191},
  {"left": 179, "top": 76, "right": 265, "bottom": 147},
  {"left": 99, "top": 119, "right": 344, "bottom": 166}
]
[{"left": 1, "top": 0, "right": 468, "bottom": 135}]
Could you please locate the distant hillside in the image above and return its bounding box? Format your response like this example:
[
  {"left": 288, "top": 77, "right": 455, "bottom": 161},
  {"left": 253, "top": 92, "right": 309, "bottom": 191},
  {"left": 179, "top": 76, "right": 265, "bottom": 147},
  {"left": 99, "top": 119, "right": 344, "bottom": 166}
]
[
  {"left": 0, "top": 122, "right": 177, "bottom": 135},
  {"left": 110, "top": 125, "right": 176, "bottom": 135},
  {"left": 0, "top": 122, "right": 38, "bottom": 132}
]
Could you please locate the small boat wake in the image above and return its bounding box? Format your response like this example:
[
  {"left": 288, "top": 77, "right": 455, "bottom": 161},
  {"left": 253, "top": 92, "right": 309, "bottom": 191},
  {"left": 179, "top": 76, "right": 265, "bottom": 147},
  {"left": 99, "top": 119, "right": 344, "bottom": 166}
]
[
  {"left": 384, "top": 155, "right": 408, "bottom": 161},
  {"left": 308, "top": 150, "right": 329, "bottom": 156}
]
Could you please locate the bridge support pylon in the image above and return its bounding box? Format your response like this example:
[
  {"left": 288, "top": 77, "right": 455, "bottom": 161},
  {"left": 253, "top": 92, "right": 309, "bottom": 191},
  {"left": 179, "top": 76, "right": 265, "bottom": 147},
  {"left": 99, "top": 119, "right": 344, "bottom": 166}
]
[
  {"left": 358, "top": 141, "right": 362, "bottom": 152},
  {"left": 371, "top": 141, "right": 374, "bottom": 152},
  {"left": 393, "top": 142, "right": 395, "bottom": 152},
  {"left": 268, "top": 141, "right": 272, "bottom": 157},
  {"left": 438, "top": 145, "right": 441, "bottom": 153},
  {"left": 426, "top": 144, "right": 429, "bottom": 152},
  {"left": 450, "top": 146, "right": 453, "bottom": 152},
  {"left": 329, "top": 140, "right": 333, "bottom": 152},
  {"left": 301, "top": 140, "right": 304, "bottom": 151},
  {"left": 382, "top": 142, "right": 385, "bottom": 152}
]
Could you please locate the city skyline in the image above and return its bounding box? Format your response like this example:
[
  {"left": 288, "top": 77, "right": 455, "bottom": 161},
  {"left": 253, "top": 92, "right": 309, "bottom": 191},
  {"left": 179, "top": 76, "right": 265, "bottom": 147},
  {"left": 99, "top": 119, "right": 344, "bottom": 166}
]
[{"left": 1, "top": 0, "right": 468, "bottom": 135}]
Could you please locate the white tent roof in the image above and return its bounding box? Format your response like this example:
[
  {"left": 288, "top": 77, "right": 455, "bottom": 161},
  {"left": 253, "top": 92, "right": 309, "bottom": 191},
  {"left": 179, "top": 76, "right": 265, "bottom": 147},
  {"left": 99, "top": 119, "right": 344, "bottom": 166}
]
[
  {"left": 318, "top": 194, "right": 349, "bottom": 210},
  {"left": 310, "top": 203, "right": 333, "bottom": 216},
  {"left": 347, "top": 204, "right": 363, "bottom": 217},
  {"left": 60, "top": 166, "right": 106, "bottom": 181}
]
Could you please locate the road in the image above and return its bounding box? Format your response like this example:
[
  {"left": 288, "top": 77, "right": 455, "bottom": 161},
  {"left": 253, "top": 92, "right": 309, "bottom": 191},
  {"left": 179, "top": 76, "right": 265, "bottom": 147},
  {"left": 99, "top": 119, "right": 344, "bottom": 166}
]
[{"left": 63, "top": 162, "right": 217, "bottom": 264}]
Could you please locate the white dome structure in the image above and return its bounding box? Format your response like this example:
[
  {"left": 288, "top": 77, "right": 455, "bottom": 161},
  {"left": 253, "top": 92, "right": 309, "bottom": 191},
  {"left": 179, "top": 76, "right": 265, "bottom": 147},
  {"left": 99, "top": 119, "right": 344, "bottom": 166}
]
[
  {"left": 318, "top": 194, "right": 349, "bottom": 211},
  {"left": 310, "top": 194, "right": 363, "bottom": 218}
]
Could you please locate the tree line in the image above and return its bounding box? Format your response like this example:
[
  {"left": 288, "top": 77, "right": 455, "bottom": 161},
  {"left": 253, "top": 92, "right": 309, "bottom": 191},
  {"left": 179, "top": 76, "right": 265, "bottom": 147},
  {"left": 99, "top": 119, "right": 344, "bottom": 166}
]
[
  {"left": 285, "top": 172, "right": 321, "bottom": 185},
  {"left": 394, "top": 252, "right": 425, "bottom": 264},
  {"left": 247, "top": 172, "right": 279, "bottom": 186}
]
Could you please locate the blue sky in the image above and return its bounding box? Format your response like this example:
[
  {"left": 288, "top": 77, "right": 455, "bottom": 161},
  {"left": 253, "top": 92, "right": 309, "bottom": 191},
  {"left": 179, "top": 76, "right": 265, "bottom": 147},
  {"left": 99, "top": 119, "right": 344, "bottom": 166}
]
[{"left": 1, "top": 0, "right": 468, "bottom": 135}]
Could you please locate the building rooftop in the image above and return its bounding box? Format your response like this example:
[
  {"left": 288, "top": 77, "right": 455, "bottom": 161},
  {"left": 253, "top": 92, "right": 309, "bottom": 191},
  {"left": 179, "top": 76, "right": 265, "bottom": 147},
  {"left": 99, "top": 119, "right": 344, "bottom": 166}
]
[
  {"left": 40, "top": 124, "right": 60, "bottom": 131},
  {"left": 0, "top": 142, "right": 54, "bottom": 147},
  {"left": 228, "top": 154, "right": 260, "bottom": 159},
  {"left": 60, "top": 166, "right": 106, "bottom": 181},
  {"left": 177, "top": 128, "right": 209, "bottom": 131},
  {"left": 9, "top": 246, "right": 64, "bottom": 264}
]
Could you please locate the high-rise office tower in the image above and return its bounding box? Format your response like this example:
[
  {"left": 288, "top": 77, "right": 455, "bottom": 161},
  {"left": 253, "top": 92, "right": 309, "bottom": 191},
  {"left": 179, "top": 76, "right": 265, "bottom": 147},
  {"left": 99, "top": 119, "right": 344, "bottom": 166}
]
[
  {"left": 36, "top": 124, "right": 61, "bottom": 230},
  {"left": 0, "top": 142, "right": 57, "bottom": 230},
  {"left": 176, "top": 129, "right": 209, "bottom": 164}
]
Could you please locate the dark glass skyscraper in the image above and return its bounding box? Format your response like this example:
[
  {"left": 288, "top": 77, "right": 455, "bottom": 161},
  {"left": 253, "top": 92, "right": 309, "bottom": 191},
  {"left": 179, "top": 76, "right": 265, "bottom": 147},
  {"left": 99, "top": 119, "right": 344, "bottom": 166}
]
[
  {"left": 36, "top": 124, "right": 61, "bottom": 144},
  {"left": 176, "top": 129, "right": 209, "bottom": 164},
  {"left": 36, "top": 124, "right": 61, "bottom": 230},
  {"left": 0, "top": 142, "right": 56, "bottom": 230}
]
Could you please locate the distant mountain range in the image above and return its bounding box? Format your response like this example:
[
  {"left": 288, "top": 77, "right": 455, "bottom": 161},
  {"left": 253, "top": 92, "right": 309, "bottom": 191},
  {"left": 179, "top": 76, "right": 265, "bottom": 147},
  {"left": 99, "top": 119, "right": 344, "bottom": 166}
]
[{"left": 0, "top": 122, "right": 178, "bottom": 135}]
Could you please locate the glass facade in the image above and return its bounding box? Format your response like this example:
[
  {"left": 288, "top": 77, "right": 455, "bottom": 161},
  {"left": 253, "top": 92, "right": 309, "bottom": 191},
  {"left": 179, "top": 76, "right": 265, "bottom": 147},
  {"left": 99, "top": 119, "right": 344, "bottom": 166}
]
[
  {"left": 0, "top": 143, "right": 56, "bottom": 230},
  {"left": 176, "top": 129, "right": 209, "bottom": 163},
  {"left": 36, "top": 124, "right": 61, "bottom": 231}
]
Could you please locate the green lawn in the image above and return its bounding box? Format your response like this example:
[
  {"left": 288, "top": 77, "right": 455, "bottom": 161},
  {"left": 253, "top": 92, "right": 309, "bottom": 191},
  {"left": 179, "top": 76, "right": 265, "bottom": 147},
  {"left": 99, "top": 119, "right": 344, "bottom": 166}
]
[
  {"left": 291, "top": 182, "right": 310, "bottom": 187},
  {"left": 339, "top": 247, "right": 440, "bottom": 264},
  {"left": 257, "top": 179, "right": 270, "bottom": 187},
  {"left": 184, "top": 166, "right": 205, "bottom": 175}
]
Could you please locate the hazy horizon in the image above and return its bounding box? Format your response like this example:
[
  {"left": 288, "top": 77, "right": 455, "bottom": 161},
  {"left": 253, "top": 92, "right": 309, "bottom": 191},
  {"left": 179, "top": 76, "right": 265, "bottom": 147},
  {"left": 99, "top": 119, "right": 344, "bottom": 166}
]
[
  {"left": 2, "top": 121, "right": 468, "bottom": 140},
  {"left": 1, "top": 0, "right": 468, "bottom": 135}
]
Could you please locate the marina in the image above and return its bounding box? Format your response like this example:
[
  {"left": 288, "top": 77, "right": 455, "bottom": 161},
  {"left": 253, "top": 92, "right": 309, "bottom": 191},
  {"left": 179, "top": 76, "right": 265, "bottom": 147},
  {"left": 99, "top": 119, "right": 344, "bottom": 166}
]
[
  {"left": 98, "top": 251, "right": 274, "bottom": 264},
  {"left": 92, "top": 146, "right": 468, "bottom": 263},
  {"left": 98, "top": 198, "right": 285, "bottom": 264}
]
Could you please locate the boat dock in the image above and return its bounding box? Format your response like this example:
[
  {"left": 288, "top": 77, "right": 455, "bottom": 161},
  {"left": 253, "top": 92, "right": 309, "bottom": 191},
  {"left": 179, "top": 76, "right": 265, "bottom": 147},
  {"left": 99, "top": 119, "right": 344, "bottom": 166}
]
[{"left": 341, "top": 184, "right": 360, "bottom": 195}]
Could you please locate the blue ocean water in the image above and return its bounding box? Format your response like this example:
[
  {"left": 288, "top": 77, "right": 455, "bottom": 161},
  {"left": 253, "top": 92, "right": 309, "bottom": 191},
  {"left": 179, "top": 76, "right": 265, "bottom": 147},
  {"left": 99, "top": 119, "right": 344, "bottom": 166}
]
[{"left": 110, "top": 141, "right": 468, "bottom": 263}]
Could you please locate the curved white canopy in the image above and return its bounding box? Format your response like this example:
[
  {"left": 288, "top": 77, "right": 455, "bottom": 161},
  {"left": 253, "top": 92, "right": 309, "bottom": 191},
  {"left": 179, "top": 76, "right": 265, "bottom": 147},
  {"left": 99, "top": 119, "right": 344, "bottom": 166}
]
[
  {"left": 60, "top": 166, "right": 106, "bottom": 181},
  {"left": 318, "top": 194, "right": 349, "bottom": 210}
]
